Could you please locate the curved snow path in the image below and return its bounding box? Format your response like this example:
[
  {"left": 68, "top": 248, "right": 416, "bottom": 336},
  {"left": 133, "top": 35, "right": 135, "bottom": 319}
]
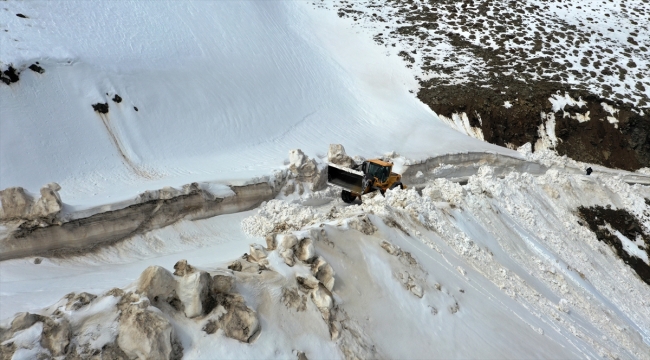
[{"left": 2, "top": 151, "right": 648, "bottom": 262}]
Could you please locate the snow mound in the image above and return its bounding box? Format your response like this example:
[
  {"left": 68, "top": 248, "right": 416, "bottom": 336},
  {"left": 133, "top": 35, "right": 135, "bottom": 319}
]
[{"left": 0, "top": 183, "right": 62, "bottom": 224}]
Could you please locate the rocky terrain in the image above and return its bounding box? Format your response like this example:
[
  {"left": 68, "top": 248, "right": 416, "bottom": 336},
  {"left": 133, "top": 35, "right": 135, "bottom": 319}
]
[{"left": 322, "top": 0, "right": 650, "bottom": 170}]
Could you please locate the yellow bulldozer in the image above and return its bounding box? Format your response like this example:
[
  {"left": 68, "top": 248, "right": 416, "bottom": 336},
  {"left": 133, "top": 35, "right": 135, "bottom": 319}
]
[{"left": 327, "top": 159, "right": 405, "bottom": 203}]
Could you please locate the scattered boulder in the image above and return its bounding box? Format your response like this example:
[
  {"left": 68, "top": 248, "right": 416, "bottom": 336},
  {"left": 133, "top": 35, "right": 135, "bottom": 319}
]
[
  {"left": 280, "top": 248, "right": 296, "bottom": 267},
  {"left": 8, "top": 312, "right": 44, "bottom": 334},
  {"left": 0, "top": 187, "right": 35, "bottom": 220},
  {"left": 311, "top": 257, "right": 335, "bottom": 291},
  {"left": 173, "top": 259, "right": 195, "bottom": 276},
  {"left": 217, "top": 294, "right": 261, "bottom": 343},
  {"left": 176, "top": 269, "right": 213, "bottom": 318},
  {"left": 296, "top": 275, "right": 319, "bottom": 292},
  {"left": 249, "top": 244, "right": 268, "bottom": 263},
  {"left": 280, "top": 234, "right": 299, "bottom": 249},
  {"left": 289, "top": 149, "right": 314, "bottom": 177},
  {"left": 30, "top": 185, "right": 58, "bottom": 219},
  {"left": 28, "top": 64, "right": 44, "bottom": 74},
  {"left": 0, "top": 183, "right": 63, "bottom": 223},
  {"left": 2, "top": 66, "right": 19, "bottom": 83},
  {"left": 137, "top": 266, "right": 177, "bottom": 302},
  {"left": 327, "top": 144, "right": 355, "bottom": 168},
  {"left": 380, "top": 241, "right": 400, "bottom": 255},
  {"left": 65, "top": 292, "right": 97, "bottom": 311},
  {"left": 265, "top": 233, "right": 278, "bottom": 250},
  {"left": 202, "top": 320, "right": 218, "bottom": 334},
  {"left": 288, "top": 149, "right": 327, "bottom": 191},
  {"left": 31, "top": 183, "right": 62, "bottom": 223},
  {"left": 228, "top": 260, "right": 243, "bottom": 272},
  {"left": 311, "top": 283, "right": 334, "bottom": 312},
  {"left": 347, "top": 215, "right": 377, "bottom": 235},
  {"left": 281, "top": 287, "right": 307, "bottom": 312},
  {"left": 409, "top": 284, "right": 424, "bottom": 298},
  {"left": 41, "top": 317, "right": 72, "bottom": 357},
  {"left": 113, "top": 94, "right": 123, "bottom": 103},
  {"left": 118, "top": 300, "right": 174, "bottom": 360},
  {"left": 106, "top": 287, "right": 126, "bottom": 298},
  {"left": 0, "top": 339, "right": 16, "bottom": 358},
  {"left": 1, "top": 313, "right": 71, "bottom": 358},
  {"left": 211, "top": 272, "right": 235, "bottom": 294},
  {"left": 310, "top": 283, "right": 337, "bottom": 339},
  {"left": 279, "top": 234, "right": 299, "bottom": 266},
  {"left": 283, "top": 180, "right": 296, "bottom": 196},
  {"left": 295, "top": 238, "right": 315, "bottom": 262},
  {"left": 92, "top": 103, "right": 109, "bottom": 114}
]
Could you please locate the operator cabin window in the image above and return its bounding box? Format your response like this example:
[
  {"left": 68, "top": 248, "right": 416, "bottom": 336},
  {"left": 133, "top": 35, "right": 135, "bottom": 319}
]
[{"left": 368, "top": 163, "right": 389, "bottom": 182}]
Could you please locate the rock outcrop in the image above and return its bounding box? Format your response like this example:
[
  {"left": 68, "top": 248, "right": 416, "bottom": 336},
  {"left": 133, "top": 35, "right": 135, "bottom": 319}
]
[
  {"left": 0, "top": 183, "right": 62, "bottom": 224},
  {"left": 0, "top": 257, "right": 264, "bottom": 359},
  {"left": 137, "top": 265, "right": 177, "bottom": 302},
  {"left": 31, "top": 183, "right": 63, "bottom": 223},
  {"left": 288, "top": 149, "right": 327, "bottom": 191},
  {"left": 117, "top": 293, "right": 176, "bottom": 360},
  {"left": 173, "top": 260, "right": 214, "bottom": 318},
  {"left": 0, "top": 187, "right": 34, "bottom": 220},
  {"left": 327, "top": 144, "right": 355, "bottom": 168},
  {"left": 214, "top": 293, "right": 261, "bottom": 343}
]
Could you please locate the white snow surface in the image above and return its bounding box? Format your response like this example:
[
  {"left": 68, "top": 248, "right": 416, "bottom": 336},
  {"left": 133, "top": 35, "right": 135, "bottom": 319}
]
[
  {"left": 1, "top": 1, "right": 650, "bottom": 359},
  {"left": 2, "top": 164, "right": 649, "bottom": 358},
  {"left": 0, "top": 0, "right": 511, "bottom": 210}
]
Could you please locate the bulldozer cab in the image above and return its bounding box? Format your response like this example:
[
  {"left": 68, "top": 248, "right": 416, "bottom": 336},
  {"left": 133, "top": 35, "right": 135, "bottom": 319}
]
[{"left": 363, "top": 160, "right": 391, "bottom": 183}]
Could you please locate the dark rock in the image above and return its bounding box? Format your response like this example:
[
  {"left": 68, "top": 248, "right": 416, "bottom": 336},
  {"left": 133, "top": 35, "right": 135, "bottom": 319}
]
[
  {"left": 92, "top": 103, "right": 109, "bottom": 114},
  {"left": 3, "top": 66, "right": 19, "bottom": 83},
  {"left": 202, "top": 320, "right": 218, "bottom": 334},
  {"left": 28, "top": 64, "right": 44, "bottom": 74}
]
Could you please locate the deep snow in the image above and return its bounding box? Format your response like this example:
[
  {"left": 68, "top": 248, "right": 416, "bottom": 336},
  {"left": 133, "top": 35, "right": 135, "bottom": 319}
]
[
  {"left": 0, "top": 0, "right": 512, "bottom": 211},
  {"left": 1, "top": 0, "right": 650, "bottom": 359},
  {"left": 2, "top": 155, "right": 649, "bottom": 358}
]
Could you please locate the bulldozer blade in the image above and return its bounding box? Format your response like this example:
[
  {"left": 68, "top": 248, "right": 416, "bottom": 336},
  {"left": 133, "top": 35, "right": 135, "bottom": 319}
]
[{"left": 327, "top": 163, "right": 364, "bottom": 194}]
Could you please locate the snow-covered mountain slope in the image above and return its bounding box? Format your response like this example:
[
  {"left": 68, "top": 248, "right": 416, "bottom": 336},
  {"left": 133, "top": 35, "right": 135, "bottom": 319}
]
[
  {"left": 1, "top": 157, "right": 648, "bottom": 358},
  {"left": 1, "top": 0, "right": 650, "bottom": 359},
  {"left": 0, "top": 0, "right": 511, "bottom": 209}
]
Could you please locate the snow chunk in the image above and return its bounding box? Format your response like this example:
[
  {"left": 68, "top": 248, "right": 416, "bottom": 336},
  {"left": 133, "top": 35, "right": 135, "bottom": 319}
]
[
  {"left": 198, "top": 183, "right": 235, "bottom": 198},
  {"left": 438, "top": 112, "right": 484, "bottom": 141},
  {"left": 601, "top": 102, "right": 619, "bottom": 116},
  {"left": 503, "top": 101, "right": 513, "bottom": 109},
  {"left": 548, "top": 93, "right": 586, "bottom": 112},
  {"left": 607, "top": 226, "right": 649, "bottom": 265},
  {"left": 572, "top": 111, "right": 590, "bottom": 123}
]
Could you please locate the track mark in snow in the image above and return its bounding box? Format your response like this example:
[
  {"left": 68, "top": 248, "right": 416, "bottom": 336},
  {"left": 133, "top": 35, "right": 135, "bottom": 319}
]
[{"left": 92, "top": 104, "right": 156, "bottom": 179}]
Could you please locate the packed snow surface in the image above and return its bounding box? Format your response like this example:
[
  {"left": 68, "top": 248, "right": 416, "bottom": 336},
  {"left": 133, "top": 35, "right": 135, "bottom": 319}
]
[
  {"left": 2, "top": 158, "right": 649, "bottom": 358},
  {"left": 0, "top": 0, "right": 512, "bottom": 210}
]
